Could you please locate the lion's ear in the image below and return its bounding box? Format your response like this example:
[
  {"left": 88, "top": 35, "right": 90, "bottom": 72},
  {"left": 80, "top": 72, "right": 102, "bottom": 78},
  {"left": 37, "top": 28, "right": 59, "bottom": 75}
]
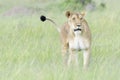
[
  {"left": 65, "top": 11, "right": 71, "bottom": 18},
  {"left": 81, "top": 11, "right": 86, "bottom": 17}
]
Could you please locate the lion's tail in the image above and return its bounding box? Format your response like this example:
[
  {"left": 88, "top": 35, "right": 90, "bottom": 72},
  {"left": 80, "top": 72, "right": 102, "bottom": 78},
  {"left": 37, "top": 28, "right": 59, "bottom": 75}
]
[{"left": 40, "top": 15, "right": 60, "bottom": 32}]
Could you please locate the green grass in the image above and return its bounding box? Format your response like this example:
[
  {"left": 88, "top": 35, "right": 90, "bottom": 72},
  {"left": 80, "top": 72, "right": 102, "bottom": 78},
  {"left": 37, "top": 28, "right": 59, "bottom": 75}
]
[{"left": 0, "top": 0, "right": 120, "bottom": 80}]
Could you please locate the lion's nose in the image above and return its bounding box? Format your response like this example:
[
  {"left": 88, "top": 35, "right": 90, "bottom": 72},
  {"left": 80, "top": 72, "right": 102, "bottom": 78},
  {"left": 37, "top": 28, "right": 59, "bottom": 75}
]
[{"left": 77, "top": 25, "right": 81, "bottom": 27}]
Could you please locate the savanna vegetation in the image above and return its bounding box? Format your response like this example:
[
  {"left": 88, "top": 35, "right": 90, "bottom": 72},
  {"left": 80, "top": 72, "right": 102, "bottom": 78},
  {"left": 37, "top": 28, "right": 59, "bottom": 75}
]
[{"left": 0, "top": 0, "right": 120, "bottom": 80}]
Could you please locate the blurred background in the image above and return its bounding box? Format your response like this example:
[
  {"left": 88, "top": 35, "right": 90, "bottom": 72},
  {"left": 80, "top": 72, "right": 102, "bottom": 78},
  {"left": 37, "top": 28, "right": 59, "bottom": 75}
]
[
  {"left": 0, "top": 0, "right": 118, "bottom": 16},
  {"left": 0, "top": 0, "right": 120, "bottom": 80}
]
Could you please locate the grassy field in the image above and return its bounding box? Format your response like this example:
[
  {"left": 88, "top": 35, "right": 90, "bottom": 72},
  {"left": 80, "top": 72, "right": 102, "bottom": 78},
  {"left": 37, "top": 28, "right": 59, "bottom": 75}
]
[{"left": 0, "top": 0, "right": 120, "bottom": 80}]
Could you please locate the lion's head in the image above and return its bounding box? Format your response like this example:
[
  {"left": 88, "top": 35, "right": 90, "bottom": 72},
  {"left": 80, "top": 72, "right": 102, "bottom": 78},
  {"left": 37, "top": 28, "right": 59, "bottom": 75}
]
[{"left": 66, "top": 11, "right": 85, "bottom": 34}]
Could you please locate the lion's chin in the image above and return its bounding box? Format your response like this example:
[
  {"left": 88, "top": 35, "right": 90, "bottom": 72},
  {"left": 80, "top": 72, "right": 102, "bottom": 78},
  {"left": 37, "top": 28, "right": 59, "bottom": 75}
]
[{"left": 74, "top": 30, "right": 82, "bottom": 36}]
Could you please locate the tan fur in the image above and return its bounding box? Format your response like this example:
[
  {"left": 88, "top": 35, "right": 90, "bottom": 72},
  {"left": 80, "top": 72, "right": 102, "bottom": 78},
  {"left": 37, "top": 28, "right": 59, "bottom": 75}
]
[
  {"left": 42, "top": 11, "right": 91, "bottom": 69},
  {"left": 60, "top": 11, "right": 91, "bottom": 69}
]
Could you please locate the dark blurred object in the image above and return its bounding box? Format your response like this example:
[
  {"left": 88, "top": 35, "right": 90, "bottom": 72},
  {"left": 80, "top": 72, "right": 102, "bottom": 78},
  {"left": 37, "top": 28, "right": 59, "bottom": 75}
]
[
  {"left": 64, "top": 0, "right": 106, "bottom": 11},
  {"left": 40, "top": 15, "right": 46, "bottom": 22},
  {"left": 65, "top": 0, "right": 92, "bottom": 6},
  {"left": 80, "top": 0, "right": 92, "bottom": 6},
  {"left": 85, "top": 2, "right": 96, "bottom": 11},
  {"left": 100, "top": 2, "right": 106, "bottom": 8}
]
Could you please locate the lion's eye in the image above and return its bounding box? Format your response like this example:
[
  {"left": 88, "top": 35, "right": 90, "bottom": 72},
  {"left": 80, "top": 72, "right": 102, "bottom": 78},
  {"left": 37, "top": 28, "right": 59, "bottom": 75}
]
[
  {"left": 80, "top": 17, "right": 83, "bottom": 20},
  {"left": 72, "top": 17, "right": 75, "bottom": 20}
]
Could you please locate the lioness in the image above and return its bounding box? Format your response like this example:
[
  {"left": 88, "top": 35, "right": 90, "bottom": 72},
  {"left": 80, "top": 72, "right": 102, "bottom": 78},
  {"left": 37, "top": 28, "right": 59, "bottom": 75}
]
[{"left": 40, "top": 11, "right": 91, "bottom": 69}]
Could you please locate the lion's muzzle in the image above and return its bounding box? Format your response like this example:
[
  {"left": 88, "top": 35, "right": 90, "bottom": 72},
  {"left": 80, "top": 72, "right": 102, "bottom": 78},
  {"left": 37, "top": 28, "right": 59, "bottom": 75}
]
[{"left": 74, "top": 28, "right": 82, "bottom": 32}]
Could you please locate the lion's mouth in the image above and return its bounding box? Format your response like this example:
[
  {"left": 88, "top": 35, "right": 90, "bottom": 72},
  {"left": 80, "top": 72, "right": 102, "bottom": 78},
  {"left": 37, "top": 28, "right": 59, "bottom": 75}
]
[{"left": 74, "top": 28, "right": 82, "bottom": 32}]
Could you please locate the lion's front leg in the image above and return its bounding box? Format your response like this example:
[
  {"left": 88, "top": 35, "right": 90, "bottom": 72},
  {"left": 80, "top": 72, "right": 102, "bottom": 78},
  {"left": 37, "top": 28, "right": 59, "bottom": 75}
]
[
  {"left": 67, "top": 49, "right": 78, "bottom": 66},
  {"left": 61, "top": 43, "right": 69, "bottom": 66},
  {"left": 83, "top": 49, "right": 91, "bottom": 69}
]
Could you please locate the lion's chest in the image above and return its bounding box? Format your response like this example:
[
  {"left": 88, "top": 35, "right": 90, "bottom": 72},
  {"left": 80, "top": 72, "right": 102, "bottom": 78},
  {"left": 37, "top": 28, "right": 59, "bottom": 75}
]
[{"left": 69, "top": 35, "right": 88, "bottom": 51}]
